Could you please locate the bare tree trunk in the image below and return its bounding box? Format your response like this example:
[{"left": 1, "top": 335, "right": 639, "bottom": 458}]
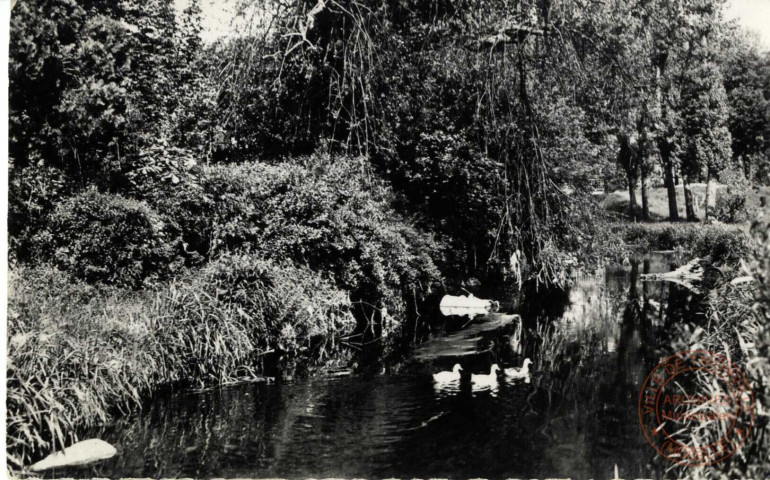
[
  {"left": 654, "top": 57, "right": 679, "bottom": 221},
  {"left": 618, "top": 133, "right": 639, "bottom": 216},
  {"left": 641, "top": 167, "right": 650, "bottom": 221},
  {"left": 704, "top": 170, "right": 717, "bottom": 221},
  {"left": 663, "top": 156, "right": 679, "bottom": 220},
  {"left": 683, "top": 176, "right": 697, "bottom": 221},
  {"left": 628, "top": 177, "right": 638, "bottom": 213},
  {"left": 704, "top": 169, "right": 711, "bottom": 221}
]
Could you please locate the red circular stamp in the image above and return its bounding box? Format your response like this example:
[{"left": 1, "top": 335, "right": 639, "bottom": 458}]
[{"left": 638, "top": 350, "right": 755, "bottom": 467}]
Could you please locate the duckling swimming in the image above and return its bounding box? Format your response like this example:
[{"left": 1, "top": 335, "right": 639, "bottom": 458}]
[
  {"left": 503, "top": 358, "right": 532, "bottom": 380},
  {"left": 433, "top": 363, "right": 463, "bottom": 383},
  {"left": 471, "top": 364, "right": 500, "bottom": 390}
]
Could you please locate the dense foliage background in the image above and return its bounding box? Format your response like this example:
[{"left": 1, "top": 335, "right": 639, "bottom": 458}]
[
  {"left": 9, "top": 0, "right": 770, "bottom": 282},
  {"left": 7, "top": 0, "right": 770, "bottom": 473}
]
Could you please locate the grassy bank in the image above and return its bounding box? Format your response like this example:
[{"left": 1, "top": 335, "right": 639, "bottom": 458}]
[
  {"left": 7, "top": 154, "right": 444, "bottom": 470},
  {"left": 7, "top": 256, "right": 356, "bottom": 469},
  {"left": 603, "top": 184, "right": 770, "bottom": 221}
]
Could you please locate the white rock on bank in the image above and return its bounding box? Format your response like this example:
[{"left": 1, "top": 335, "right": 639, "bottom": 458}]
[{"left": 29, "top": 438, "right": 117, "bottom": 471}]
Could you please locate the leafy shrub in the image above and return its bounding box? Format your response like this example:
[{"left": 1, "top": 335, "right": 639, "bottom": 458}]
[
  {"left": 157, "top": 153, "right": 444, "bottom": 325},
  {"left": 31, "top": 189, "right": 177, "bottom": 287},
  {"left": 713, "top": 168, "right": 750, "bottom": 223},
  {"left": 713, "top": 190, "right": 748, "bottom": 222},
  {"left": 7, "top": 256, "right": 354, "bottom": 469},
  {"left": 123, "top": 143, "right": 200, "bottom": 196},
  {"left": 8, "top": 163, "right": 71, "bottom": 261}
]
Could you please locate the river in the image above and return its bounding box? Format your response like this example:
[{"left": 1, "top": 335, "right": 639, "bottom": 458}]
[{"left": 46, "top": 254, "right": 705, "bottom": 479}]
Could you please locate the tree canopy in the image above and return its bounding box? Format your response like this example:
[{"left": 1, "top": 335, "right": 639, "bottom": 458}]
[{"left": 9, "top": 0, "right": 770, "bottom": 283}]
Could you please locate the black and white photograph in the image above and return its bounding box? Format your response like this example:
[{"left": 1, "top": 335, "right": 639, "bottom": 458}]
[{"left": 3, "top": 0, "right": 770, "bottom": 478}]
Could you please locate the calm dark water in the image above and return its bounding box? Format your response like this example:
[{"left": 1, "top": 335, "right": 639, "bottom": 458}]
[{"left": 51, "top": 254, "right": 706, "bottom": 479}]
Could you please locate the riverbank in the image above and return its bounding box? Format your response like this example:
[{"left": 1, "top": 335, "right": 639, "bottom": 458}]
[
  {"left": 7, "top": 159, "right": 766, "bottom": 475},
  {"left": 678, "top": 216, "right": 770, "bottom": 479},
  {"left": 5, "top": 252, "right": 711, "bottom": 479},
  {"left": 617, "top": 221, "right": 749, "bottom": 264},
  {"left": 7, "top": 256, "right": 358, "bottom": 469},
  {"left": 587, "top": 215, "right": 770, "bottom": 478},
  {"left": 6, "top": 154, "right": 445, "bottom": 471}
]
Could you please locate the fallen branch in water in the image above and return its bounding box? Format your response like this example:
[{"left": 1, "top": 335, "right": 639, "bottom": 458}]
[
  {"left": 640, "top": 258, "right": 705, "bottom": 281},
  {"left": 639, "top": 257, "right": 728, "bottom": 293}
]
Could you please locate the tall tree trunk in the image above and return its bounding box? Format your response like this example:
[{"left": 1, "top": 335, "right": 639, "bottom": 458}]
[
  {"left": 704, "top": 170, "right": 717, "bottom": 221},
  {"left": 640, "top": 167, "right": 650, "bottom": 221},
  {"left": 653, "top": 56, "right": 679, "bottom": 221},
  {"left": 618, "top": 133, "right": 638, "bottom": 216},
  {"left": 683, "top": 176, "right": 697, "bottom": 221},
  {"left": 628, "top": 177, "right": 638, "bottom": 213},
  {"left": 704, "top": 169, "right": 711, "bottom": 221},
  {"left": 662, "top": 152, "right": 679, "bottom": 220}
]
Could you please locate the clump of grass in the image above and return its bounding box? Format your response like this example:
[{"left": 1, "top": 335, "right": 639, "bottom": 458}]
[
  {"left": 7, "top": 269, "right": 150, "bottom": 469},
  {"left": 6, "top": 254, "right": 355, "bottom": 470},
  {"left": 535, "top": 322, "right": 567, "bottom": 373}
]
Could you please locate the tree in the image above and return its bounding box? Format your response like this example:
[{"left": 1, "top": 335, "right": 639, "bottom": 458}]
[
  {"left": 680, "top": 59, "right": 732, "bottom": 220},
  {"left": 210, "top": 0, "right": 621, "bottom": 285},
  {"left": 672, "top": 0, "right": 733, "bottom": 220},
  {"left": 722, "top": 31, "right": 770, "bottom": 183},
  {"left": 9, "top": 0, "right": 207, "bottom": 258},
  {"left": 617, "top": 132, "right": 641, "bottom": 214}
]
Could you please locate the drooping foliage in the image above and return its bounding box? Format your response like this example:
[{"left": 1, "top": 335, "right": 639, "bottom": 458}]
[
  {"left": 211, "top": 0, "right": 630, "bottom": 284},
  {"left": 11, "top": 0, "right": 768, "bottom": 282},
  {"left": 8, "top": 0, "right": 770, "bottom": 474}
]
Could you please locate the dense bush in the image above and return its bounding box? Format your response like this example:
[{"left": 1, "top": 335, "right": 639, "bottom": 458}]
[
  {"left": 31, "top": 189, "right": 177, "bottom": 288},
  {"left": 6, "top": 256, "right": 354, "bottom": 469},
  {"left": 713, "top": 168, "right": 750, "bottom": 223},
  {"left": 714, "top": 189, "right": 748, "bottom": 223},
  {"left": 8, "top": 163, "right": 71, "bottom": 261},
  {"left": 157, "top": 153, "right": 444, "bottom": 325},
  {"left": 17, "top": 152, "right": 442, "bottom": 333}
]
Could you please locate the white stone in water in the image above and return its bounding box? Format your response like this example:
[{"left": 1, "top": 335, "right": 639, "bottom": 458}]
[
  {"left": 439, "top": 293, "right": 498, "bottom": 318},
  {"left": 29, "top": 439, "right": 117, "bottom": 471}
]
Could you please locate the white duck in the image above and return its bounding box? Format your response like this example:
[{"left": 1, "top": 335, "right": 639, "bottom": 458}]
[
  {"left": 433, "top": 364, "right": 463, "bottom": 383},
  {"left": 503, "top": 358, "right": 532, "bottom": 380},
  {"left": 471, "top": 364, "right": 500, "bottom": 389}
]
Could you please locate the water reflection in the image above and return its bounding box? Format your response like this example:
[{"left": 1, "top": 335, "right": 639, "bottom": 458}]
[{"left": 47, "top": 253, "right": 706, "bottom": 479}]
